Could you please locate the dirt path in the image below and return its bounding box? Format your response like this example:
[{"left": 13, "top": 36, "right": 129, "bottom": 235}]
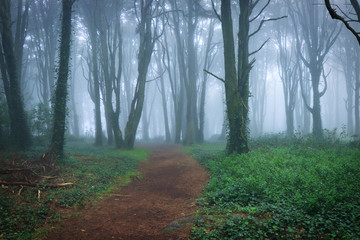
[{"left": 45, "top": 144, "right": 209, "bottom": 240}]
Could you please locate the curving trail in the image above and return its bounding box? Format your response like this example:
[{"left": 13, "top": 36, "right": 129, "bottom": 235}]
[{"left": 45, "top": 144, "right": 209, "bottom": 240}]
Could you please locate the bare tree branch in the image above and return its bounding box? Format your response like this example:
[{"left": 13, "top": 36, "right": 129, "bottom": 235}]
[
  {"left": 250, "top": 0, "right": 270, "bottom": 23},
  {"left": 211, "top": 0, "right": 221, "bottom": 22},
  {"left": 249, "top": 38, "right": 270, "bottom": 56},
  {"left": 203, "top": 69, "right": 225, "bottom": 84},
  {"left": 319, "top": 67, "right": 329, "bottom": 97},
  {"left": 324, "top": 0, "right": 360, "bottom": 45},
  {"left": 249, "top": 16, "right": 287, "bottom": 38}
]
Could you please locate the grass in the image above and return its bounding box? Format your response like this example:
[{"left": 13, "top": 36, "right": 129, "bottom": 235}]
[
  {"left": 187, "top": 134, "right": 360, "bottom": 239},
  {"left": 0, "top": 140, "right": 148, "bottom": 239}
]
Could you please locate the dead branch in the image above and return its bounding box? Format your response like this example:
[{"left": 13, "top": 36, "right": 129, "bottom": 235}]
[
  {"left": 324, "top": 0, "right": 360, "bottom": 45},
  {"left": 203, "top": 69, "right": 225, "bottom": 84},
  {"left": 250, "top": 0, "right": 270, "bottom": 23},
  {"left": 0, "top": 181, "right": 73, "bottom": 188},
  {"left": 0, "top": 168, "right": 57, "bottom": 179},
  {"left": 249, "top": 38, "right": 270, "bottom": 56},
  {"left": 249, "top": 16, "right": 287, "bottom": 38},
  {"left": 211, "top": 0, "right": 221, "bottom": 22}
]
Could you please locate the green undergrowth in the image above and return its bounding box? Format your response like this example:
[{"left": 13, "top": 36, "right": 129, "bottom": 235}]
[
  {"left": 187, "top": 135, "right": 360, "bottom": 239},
  {"left": 0, "top": 142, "right": 148, "bottom": 239}
]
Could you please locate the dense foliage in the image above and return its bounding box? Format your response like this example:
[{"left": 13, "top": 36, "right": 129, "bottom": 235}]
[
  {"left": 188, "top": 135, "right": 360, "bottom": 239},
  {"left": 0, "top": 142, "right": 147, "bottom": 239}
]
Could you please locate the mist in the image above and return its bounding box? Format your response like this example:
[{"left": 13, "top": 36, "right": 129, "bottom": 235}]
[{"left": 0, "top": 0, "right": 359, "bottom": 150}]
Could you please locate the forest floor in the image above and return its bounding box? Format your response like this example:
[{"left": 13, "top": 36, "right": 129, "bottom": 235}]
[{"left": 44, "top": 144, "right": 209, "bottom": 240}]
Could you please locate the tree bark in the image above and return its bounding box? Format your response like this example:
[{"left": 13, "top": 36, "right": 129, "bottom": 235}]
[
  {"left": 221, "top": 0, "right": 248, "bottom": 154},
  {"left": 49, "top": 0, "right": 75, "bottom": 159}
]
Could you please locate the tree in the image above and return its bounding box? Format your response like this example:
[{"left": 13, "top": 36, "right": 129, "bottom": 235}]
[
  {"left": 325, "top": 0, "right": 360, "bottom": 136},
  {"left": 155, "top": 43, "right": 171, "bottom": 141},
  {"left": 199, "top": 19, "right": 217, "bottom": 143},
  {"left": 123, "top": 0, "right": 158, "bottom": 149},
  {"left": 219, "top": 0, "right": 249, "bottom": 154},
  {"left": 49, "top": 0, "right": 75, "bottom": 160},
  {"left": 97, "top": 1, "right": 123, "bottom": 148},
  {"left": 291, "top": 1, "right": 340, "bottom": 139},
  {"left": 355, "top": 51, "right": 360, "bottom": 136},
  {"left": 275, "top": 20, "right": 299, "bottom": 136},
  {"left": 14, "top": 0, "right": 30, "bottom": 90},
  {"left": 183, "top": 0, "right": 200, "bottom": 145},
  {"left": 80, "top": 0, "right": 103, "bottom": 146},
  {"left": 336, "top": 31, "right": 358, "bottom": 135},
  {"left": 0, "top": 0, "right": 31, "bottom": 149},
  {"left": 30, "top": 0, "right": 60, "bottom": 107},
  {"left": 168, "top": 1, "right": 186, "bottom": 143},
  {"left": 215, "top": 0, "right": 285, "bottom": 153}
]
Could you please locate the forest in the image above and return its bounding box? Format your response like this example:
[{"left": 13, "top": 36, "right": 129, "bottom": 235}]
[{"left": 0, "top": 0, "right": 359, "bottom": 239}]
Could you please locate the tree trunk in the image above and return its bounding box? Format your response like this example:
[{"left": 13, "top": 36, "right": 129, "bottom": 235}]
[
  {"left": 124, "top": 0, "right": 154, "bottom": 149},
  {"left": 98, "top": 1, "right": 123, "bottom": 148},
  {"left": 80, "top": 1, "right": 103, "bottom": 146},
  {"left": 310, "top": 68, "right": 323, "bottom": 139},
  {"left": 286, "top": 108, "right": 294, "bottom": 135},
  {"left": 90, "top": 30, "right": 103, "bottom": 146},
  {"left": 183, "top": 0, "right": 199, "bottom": 145},
  {"left": 0, "top": 0, "right": 31, "bottom": 150},
  {"left": 199, "top": 20, "right": 215, "bottom": 143},
  {"left": 49, "top": 0, "right": 75, "bottom": 159},
  {"left": 236, "top": 0, "right": 251, "bottom": 153},
  {"left": 355, "top": 53, "right": 360, "bottom": 136},
  {"left": 14, "top": 0, "right": 30, "bottom": 89},
  {"left": 221, "top": 0, "right": 248, "bottom": 154},
  {"left": 156, "top": 51, "right": 171, "bottom": 141}
]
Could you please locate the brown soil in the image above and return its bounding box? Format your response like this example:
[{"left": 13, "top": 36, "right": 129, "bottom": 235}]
[{"left": 45, "top": 144, "right": 209, "bottom": 240}]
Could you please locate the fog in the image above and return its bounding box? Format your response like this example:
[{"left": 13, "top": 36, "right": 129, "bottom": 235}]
[{"left": 1, "top": 0, "right": 359, "bottom": 150}]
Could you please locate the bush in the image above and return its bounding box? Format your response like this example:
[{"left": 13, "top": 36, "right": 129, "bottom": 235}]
[{"left": 190, "top": 137, "right": 360, "bottom": 239}]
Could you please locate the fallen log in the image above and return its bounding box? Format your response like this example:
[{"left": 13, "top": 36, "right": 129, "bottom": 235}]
[{"left": 0, "top": 180, "right": 73, "bottom": 187}]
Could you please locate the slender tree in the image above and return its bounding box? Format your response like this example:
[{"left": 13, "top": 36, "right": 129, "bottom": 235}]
[
  {"left": 124, "top": 0, "right": 157, "bottom": 149},
  {"left": 168, "top": 1, "right": 186, "bottom": 143},
  {"left": 291, "top": 1, "right": 340, "bottom": 139},
  {"left": 30, "top": 0, "right": 60, "bottom": 106},
  {"left": 0, "top": 0, "right": 31, "bottom": 149},
  {"left": 80, "top": 0, "right": 103, "bottom": 146},
  {"left": 14, "top": 0, "right": 30, "bottom": 89},
  {"left": 98, "top": 1, "right": 123, "bottom": 148},
  {"left": 49, "top": 0, "right": 75, "bottom": 160},
  {"left": 276, "top": 21, "right": 299, "bottom": 136}
]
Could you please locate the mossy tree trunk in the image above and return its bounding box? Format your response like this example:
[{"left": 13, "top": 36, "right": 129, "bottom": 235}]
[
  {"left": 0, "top": 0, "right": 31, "bottom": 150},
  {"left": 220, "top": 0, "right": 250, "bottom": 154},
  {"left": 49, "top": 0, "right": 75, "bottom": 160}
]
